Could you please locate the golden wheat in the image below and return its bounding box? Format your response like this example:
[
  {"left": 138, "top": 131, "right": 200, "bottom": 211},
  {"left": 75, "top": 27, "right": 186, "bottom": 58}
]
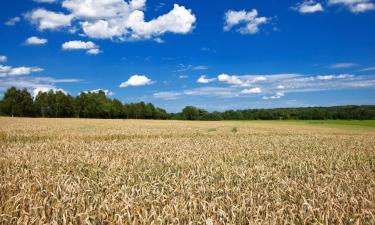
[{"left": 0, "top": 117, "right": 375, "bottom": 224}]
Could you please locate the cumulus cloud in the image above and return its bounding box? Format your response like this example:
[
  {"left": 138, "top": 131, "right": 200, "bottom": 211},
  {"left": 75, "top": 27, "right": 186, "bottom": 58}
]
[
  {"left": 62, "top": 40, "right": 97, "bottom": 50},
  {"left": 62, "top": 40, "right": 101, "bottom": 54},
  {"left": 119, "top": 75, "right": 153, "bottom": 88},
  {"left": 328, "top": 0, "right": 375, "bottom": 13},
  {"left": 26, "top": 8, "right": 74, "bottom": 30},
  {"left": 197, "top": 75, "right": 216, "bottom": 84},
  {"left": 293, "top": 1, "right": 324, "bottom": 13},
  {"left": 218, "top": 74, "right": 243, "bottom": 85},
  {"left": 51, "top": 0, "right": 195, "bottom": 41},
  {"left": 224, "top": 9, "right": 270, "bottom": 34},
  {"left": 241, "top": 87, "right": 262, "bottom": 94},
  {"left": 5, "top": 17, "right": 21, "bottom": 26},
  {"left": 25, "top": 36, "right": 48, "bottom": 45},
  {"left": 0, "top": 55, "right": 7, "bottom": 63}
]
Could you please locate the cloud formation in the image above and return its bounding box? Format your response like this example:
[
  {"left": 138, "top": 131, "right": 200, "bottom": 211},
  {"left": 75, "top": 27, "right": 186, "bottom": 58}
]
[
  {"left": 293, "top": 1, "right": 324, "bottom": 13},
  {"left": 26, "top": 8, "right": 74, "bottom": 30},
  {"left": 0, "top": 65, "right": 43, "bottom": 76},
  {"left": 153, "top": 73, "right": 375, "bottom": 100},
  {"left": 224, "top": 9, "right": 270, "bottom": 34},
  {"left": 5, "top": 17, "right": 21, "bottom": 26},
  {"left": 62, "top": 40, "right": 101, "bottom": 55},
  {"left": 120, "top": 75, "right": 153, "bottom": 88},
  {"left": 241, "top": 87, "right": 262, "bottom": 94},
  {"left": 0, "top": 56, "right": 7, "bottom": 63},
  {"left": 26, "top": 0, "right": 196, "bottom": 42},
  {"left": 328, "top": 0, "right": 375, "bottom": 13},
  {"left": 197, "top": 75, "right": 216, "bottom": 84},
  {"left": 25, "top": 36, "right": 48, "bottom": 45}
]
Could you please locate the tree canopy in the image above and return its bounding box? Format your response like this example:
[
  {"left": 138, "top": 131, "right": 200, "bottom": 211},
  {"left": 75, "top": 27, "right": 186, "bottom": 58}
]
[{"left": 1, "top": 87, "right": 375, "bottom": 120}]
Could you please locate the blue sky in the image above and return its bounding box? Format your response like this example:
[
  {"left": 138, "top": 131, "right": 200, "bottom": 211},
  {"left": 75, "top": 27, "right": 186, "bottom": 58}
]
[{"left": 0, "top": 0, "right": 375, "bottom": 112}]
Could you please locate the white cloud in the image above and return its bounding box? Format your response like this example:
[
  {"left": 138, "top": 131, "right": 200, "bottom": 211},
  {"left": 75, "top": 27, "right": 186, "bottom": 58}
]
[
  {"left": 154, "top": 38, "right": 165, "bottom": 44},
  {"left": 33, "top": 0, "right": 57, "bottom": 3},
  {"left": 153, "top": 73, "right": 375, "bottom": 100},
  {"left": 0, "top": 65, "right": 12, "bottom": 75},
  {"left": 59, "top": 0, "right": 196, "bottom": 41},
  {"left": 0, "top": 76, "right": 80, "bottom": 95},
  {"left": 217, "top": 73, "right": 268, "bottom": 86},
  {"left": 197, "top": 75, "right": 216, "bottom": 84},
  {"left": 62, "top": 40, "right": 101, "bottom": 54},
  {"left": 0, "top": 56, "right": 7, "bottom": 63},
  {"left": 218, "top": 74, "right": 243, "bottom": 85},
  {"left": 328, "top": 62, "right": 359, "bottom": 69},
  {"left": 62, "top": 0, "right": 143, "bottom": 20},
  {"left": 263, "top": 92, "right": 285, "bottom": 100},
  {"left": 350, "top": 2, "right": 375, "bottom": 12},
  {"left": 0, "top": 64, "right": 43, "bottom": 76},
  {"left": 25, "top": 36, "right": 48, "bottom": 45},
  {"left": 328, "top": 0, "right": 375, "bottom": 13},
  {"left": 26, "top": 8, "right": 73, "bottom": 30},
  {"left": 126, "top": 4, "right": 196, "bottom": 40},
  {"left": 119, "top": 75, "right": 153, "bottom": 88},
  {"left": 8, "top": 67, "right": 44, "bottom": 76},
  {"left": 316, "top": 74, "right": 354, "bottom": 80},
  {"left": 5, "top": 17, "right": 21, "bottom": 26},
  {"left": 62, "top": 40, "right": 97, "bottom": 50},
  {"left": 224, "top": 9, "right": 270, "bottom": 34},
  {"left": 241, "top": 87, "right": 262, "bottom": 94},
  {"left": 293, "top": 1, "right": 324, "bottom": 13},
  {"left": 86, "top": 48, "right": 101, "bottom": 55}
]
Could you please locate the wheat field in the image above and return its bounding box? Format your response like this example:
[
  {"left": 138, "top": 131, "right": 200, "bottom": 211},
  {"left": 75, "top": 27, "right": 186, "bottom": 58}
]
[{"left": 0, "top": 117, "right": 374, "bottom": 224}]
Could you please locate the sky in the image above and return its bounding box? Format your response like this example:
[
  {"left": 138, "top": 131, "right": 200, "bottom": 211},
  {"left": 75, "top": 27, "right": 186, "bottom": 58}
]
[{"left": 0, "top": 0, "right": 375, "bottom": 112}]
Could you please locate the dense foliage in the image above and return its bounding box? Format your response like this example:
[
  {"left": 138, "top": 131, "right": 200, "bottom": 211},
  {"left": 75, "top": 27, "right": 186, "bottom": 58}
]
[{"left": 1, "top": 87, "right": 375, "bottom": 120}]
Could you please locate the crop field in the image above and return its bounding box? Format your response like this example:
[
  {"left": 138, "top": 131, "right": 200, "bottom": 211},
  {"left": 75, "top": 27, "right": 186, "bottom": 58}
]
[{"left": 1, "top": 117, "right": 375, "bottom": 224}]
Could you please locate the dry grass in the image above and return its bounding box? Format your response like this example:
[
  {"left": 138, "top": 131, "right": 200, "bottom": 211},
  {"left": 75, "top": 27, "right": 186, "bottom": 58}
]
[{"left": 1, "top": 117, "right": 375, "bottom": 224}]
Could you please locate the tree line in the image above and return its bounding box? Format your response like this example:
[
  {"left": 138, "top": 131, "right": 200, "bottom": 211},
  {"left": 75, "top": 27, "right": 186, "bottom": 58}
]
[{"left": 1, "top": 87, "right": 375, "bottom": 120}]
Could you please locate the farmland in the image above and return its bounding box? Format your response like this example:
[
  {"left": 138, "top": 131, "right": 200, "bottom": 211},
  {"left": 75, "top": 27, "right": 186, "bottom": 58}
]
[{"left": 1, "top": 117, "right": 375, "bottom": 224}]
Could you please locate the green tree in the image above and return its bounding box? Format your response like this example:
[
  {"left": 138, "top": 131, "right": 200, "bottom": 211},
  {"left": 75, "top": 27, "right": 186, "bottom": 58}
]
[
  {"left": 2, "top": 87, "right": 34, "bottom": 117},
  {"left": 181, "top": 106, "right": 200, "bottom": 120}
]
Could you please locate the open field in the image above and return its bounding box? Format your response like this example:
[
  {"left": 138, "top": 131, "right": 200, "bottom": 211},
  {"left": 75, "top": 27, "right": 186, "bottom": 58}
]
[
  {"left": 236, "top": 120, "right": 375, "bottom": 129},
  {"left": 1, "top": 118, "right": 375, "bottom": 224}
]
